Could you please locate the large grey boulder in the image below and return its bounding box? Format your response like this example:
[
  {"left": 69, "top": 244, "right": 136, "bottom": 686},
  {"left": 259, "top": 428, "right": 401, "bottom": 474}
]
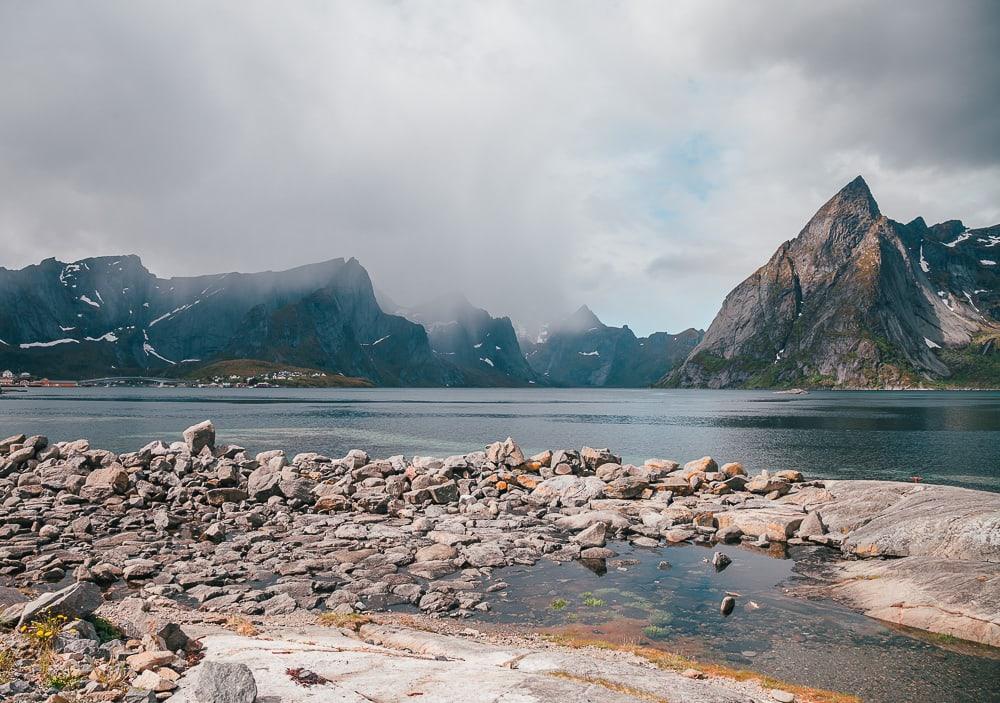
[
  {"left": 193, "top": 661, "right": 257, "bottom": 703},
  {"left": 183, "top": 421, "right": 216, "bottom": 455},
  {"left": 16, "top": 581, "right": 102, "bottom": 627},
  {"left": 529, "top": 475, "right": 606, "bottom": 507}
]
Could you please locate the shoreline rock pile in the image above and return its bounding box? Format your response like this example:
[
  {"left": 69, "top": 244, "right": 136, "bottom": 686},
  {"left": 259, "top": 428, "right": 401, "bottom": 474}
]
[
  {"left": 0, "top": 420, "right": 997, "bottom": 700},
  {"left": 1, "top": 422, "right": 832, "bottom": 617}
]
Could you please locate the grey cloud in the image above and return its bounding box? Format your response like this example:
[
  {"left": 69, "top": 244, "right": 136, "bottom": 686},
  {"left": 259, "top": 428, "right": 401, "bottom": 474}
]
[{"left": 0, "top": 1, "right": 997, "bottom": 335}]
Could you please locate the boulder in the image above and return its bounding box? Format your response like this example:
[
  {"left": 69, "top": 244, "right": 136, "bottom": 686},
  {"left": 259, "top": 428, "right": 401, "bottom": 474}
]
[
  {"left": 246, "top": 467, "right": 281, "bottom": 501},
  {"left": 83, "top": 466, "right": 129, "bottom": 496},
  {"left": 572, "top": 522, "right": 607, "bottom": 548},
  {"left": 580, "top": 447, "right": 620, "bottom": 472},
  {"left": 714, "top": 508, "right": 804, "bottom": 542},
  {"left": 683, "top": 456, "right": 718, "bottom": 476},
  {"left": 183, "top": 421, "right": 216, "bottom": 454},
  {"left": 485, "top": 437, "right": 526, "bottom": 467},
  {"left": 17, "top": 581, "right": 102, "bottom": 627},
  {"left": 529, "top": 475, "right": 606, "bottom": 507},
  {"left": 193, "top": 661, "right": 257, "bottom": 703},
  {"left": 797, "top": 511, "right": 827, "bottom": 538}
]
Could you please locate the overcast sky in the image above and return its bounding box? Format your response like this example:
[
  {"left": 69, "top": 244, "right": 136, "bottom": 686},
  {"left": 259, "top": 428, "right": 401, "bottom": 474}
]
[{"left": 1, "top": 1, "right": 998, "bottom": 334}]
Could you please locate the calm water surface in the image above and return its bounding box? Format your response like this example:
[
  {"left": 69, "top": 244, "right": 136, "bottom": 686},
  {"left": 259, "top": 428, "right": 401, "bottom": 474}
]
[
  {"left": 1, "top": 387, "right": 998, "bottom": 490},
  {"left": 487, "top": 541, "right": 1000, "bottom": 703}
]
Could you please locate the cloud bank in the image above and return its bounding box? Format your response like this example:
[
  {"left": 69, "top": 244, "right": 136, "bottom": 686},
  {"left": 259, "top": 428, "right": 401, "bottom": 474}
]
[{"left": 1, "top": 1, "right": 997, "bottom": 334}]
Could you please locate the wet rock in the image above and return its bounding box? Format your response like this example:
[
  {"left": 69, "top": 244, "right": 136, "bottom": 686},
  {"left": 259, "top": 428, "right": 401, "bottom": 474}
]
[
  {"left": 711, "top": 552, "right": 732, "bottom": 571},
  {"left": 720, "top": 595, "right": 735, "bottom": 616},
  {"left": 580, "top": 547, "right": 615, "bottom": 560}
]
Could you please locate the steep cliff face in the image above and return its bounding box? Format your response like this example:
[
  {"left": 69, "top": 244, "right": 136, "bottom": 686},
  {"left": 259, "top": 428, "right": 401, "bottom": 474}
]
[
  {"left": 666, "top": 177, "right": 1000, "bottom": 388},
  {"left": 525, "top": 306, "right": 702, "bottom": 387},
  {"left": 0, "top": 256, "right": 462, "bottom": 385}
]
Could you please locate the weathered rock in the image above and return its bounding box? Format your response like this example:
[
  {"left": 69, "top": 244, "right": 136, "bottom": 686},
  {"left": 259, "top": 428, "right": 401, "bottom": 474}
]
[
  {"left": 83, "top": 465, "right": 129, "bottom": 496},
  {"left": 529, "top": 475, "right": 606, "bottom": 507},
  {"left": 206, "top": 488, "right": 248, "bottom": 506},
  {"left": 714, "top": 508, "right": 804, "bottom": 542},
  {"left": 17, "top": 581, "right": 102, "bottom": 627},
  {"left": 183, "top": 421, "right": 216, "bottom": 454},
  {"left": 797, "top": 511, "right": 826, "bottom": 538},
  {"left": 127, "top": 650, "right": 176, "bottom": 673},
  {"left": 193, "top": 661, "right": 257, "bottom": 703},
  {"left": 572, "top": 522, "right": 607, "bottom": 548}
]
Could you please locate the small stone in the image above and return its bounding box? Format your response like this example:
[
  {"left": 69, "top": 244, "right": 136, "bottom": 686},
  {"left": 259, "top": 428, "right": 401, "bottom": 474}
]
[
  {"left": 770, "top": 690, "right": 796, "bottom": 703},
  {"left": 126, "top": 650, "right": 175, "bottom": 673}
]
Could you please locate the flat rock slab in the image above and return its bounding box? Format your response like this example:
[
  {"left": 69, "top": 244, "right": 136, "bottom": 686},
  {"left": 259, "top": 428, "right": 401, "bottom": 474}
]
[
  {"left": 714, "top": 507, "right": 804, "bottom": 541},
  {"left": 165, "top": 625, "right": 780, "bottom": 703},
  {"left": 822, "top": 556, "right": 1000, "bottom": 647},
  {"left": 784, "top": 480, "right": 1000, "bottom": 561}
]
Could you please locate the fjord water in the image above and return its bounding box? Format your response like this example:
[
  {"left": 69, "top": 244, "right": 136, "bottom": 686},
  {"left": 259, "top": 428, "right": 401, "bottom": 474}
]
[{"left": 1, "top": 387, "right": 998, "bottom": 491}]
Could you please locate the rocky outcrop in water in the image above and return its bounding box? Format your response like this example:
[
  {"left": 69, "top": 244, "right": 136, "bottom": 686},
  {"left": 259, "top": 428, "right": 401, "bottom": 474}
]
[{"left": 666, "top": 177, "right": 1000, "bottom": 388}]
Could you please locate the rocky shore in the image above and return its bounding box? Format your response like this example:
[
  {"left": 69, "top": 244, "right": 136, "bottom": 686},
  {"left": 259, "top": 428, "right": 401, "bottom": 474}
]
[{"left": 0, "top": 422, "right": 997, "bottom": 701}]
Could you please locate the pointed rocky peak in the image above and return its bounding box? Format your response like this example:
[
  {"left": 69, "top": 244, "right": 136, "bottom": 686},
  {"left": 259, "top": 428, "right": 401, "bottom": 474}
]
[
  {"left": 793, "top": 176, "right": 882, "bottom": 254},
  {"left": 824, "top": 175, "right": 880, "bottom": 218},
  {"left": 557, "top": 305, "right": 605, "bottom": 334}
]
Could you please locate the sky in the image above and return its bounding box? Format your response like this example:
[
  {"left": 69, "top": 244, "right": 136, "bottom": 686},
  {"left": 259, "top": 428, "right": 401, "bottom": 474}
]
[{"left": 1, "top": 2, "right": 998, "bottom": 335}]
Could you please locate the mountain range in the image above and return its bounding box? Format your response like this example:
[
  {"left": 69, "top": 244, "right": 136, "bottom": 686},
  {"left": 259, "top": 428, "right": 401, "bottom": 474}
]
[
  {"left": 1, "top": 177, "right": 996, "bottom": 388},
  {"left": 0, "top": 255, "right": 698, "bottom": 386}
]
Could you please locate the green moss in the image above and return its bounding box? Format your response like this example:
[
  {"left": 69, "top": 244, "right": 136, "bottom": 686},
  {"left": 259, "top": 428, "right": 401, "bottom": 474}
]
[{"left": 88, "top": 616, "right": 123, "bottom": 644}]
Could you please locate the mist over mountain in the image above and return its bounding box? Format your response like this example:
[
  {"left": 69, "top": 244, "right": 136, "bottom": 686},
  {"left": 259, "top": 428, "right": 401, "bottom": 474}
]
[
  {"left": 523, "top": 305, "right": 702, "bottom": 387},
  {"left": 0, "top": 256, "right": 696, "bottom": 387},
  {"left": 665, "top": 177, "right": 1000, "bottom": 389}
]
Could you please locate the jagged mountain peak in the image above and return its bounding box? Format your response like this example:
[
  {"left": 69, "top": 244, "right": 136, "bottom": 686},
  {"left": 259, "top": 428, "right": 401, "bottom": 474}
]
[{"left": 666, "top": 178, "right": 1000, "bottom": 389}]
